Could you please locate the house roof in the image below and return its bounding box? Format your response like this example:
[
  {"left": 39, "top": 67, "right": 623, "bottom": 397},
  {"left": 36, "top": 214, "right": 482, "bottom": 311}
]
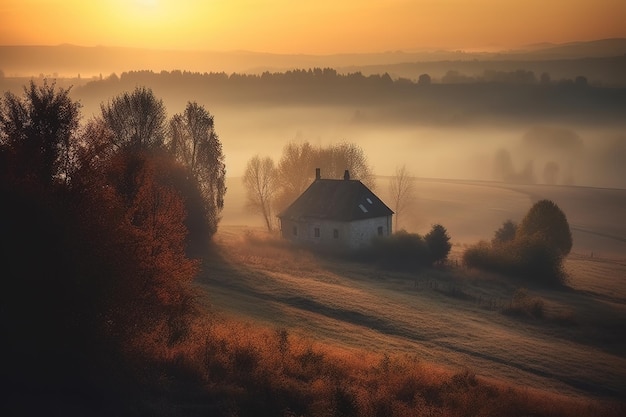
[{"left": 278, "top": 178, "right": 394, "bottom": 222}]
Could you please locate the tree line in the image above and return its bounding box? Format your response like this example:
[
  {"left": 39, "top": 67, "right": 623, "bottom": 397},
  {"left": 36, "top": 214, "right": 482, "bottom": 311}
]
[
  {"left": 82, "top": 67, "right": 605, "bottom": 88},
  {"left": 0, "top": 81, "right": 225, "bottom": 413},
  {"left": 68, "top": 68, "right": 626, "bottom": 128}
]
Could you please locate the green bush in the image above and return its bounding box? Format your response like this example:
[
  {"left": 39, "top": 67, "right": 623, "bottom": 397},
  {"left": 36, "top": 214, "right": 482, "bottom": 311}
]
[
  {"left": 492, "top": 220, "right": 517, "bottom": 245},
  {"left": 425, "top": 224, "right": 452, "bottom": 264},
  {"left": 463, "top": 237, "right": 566, "bottom": 286},
  {"left": 518, "top": 199, "right": 572, "bottom": 256},
  {"left": 463, "top": 200, "right": 571, "bottom": 286},
  {"left": 515, "top": 235, "right": 565, "bottom": 283},
  {"left": 360, "top": 230, "right": 432, "bottom": 270}
]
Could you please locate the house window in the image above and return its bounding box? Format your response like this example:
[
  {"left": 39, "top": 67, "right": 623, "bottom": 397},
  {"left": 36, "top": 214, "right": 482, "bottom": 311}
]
[
  {"left": 314, "top": 227, "right": 320, "bottom": 238},
  {"left": 292, "top": 226, "right": 298, "bottom": 236},
  {"left": 377, "top": 226, "right": 383, "bottom": 236},
  {"left": 358, "top": 204, "right": 368, "bottom": 213},
  {"left": 333, "top": 229, "right": 339, "bottom": 239}
]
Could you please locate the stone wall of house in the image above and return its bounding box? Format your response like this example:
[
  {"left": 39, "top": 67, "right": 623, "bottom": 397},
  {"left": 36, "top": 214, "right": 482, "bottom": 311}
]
[
  {"left": 346, "top": 216, "right": 392, "bottom": 249},
  {"left": 279, "top": 215, "right": 392, "bottom": 250}
]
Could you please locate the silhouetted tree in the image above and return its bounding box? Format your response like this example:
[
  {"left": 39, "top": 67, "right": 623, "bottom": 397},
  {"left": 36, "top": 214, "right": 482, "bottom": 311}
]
[
  {"left": 100, "top": 86, "right": 166, "bottom": 150},
  {"left": 492, "top": 220, "right": 517, "bottom": 245},
  {"left": 94, "top": 150, "right": 199, "bottom": 343},
  {"left": 169, "top": 101, "right": 226, "bottom": 236},
  {"left": 243, "top": 155, "right": 277, "bottom": 231},
  {"left": 540, "top": 72, "right": 551, "bottom": 85},
  {"left": 418, "top": 73, "right": 431, "bottom": 85},
  {"left": 442, "top": 70, "right": 474, "bottom": 84},
  {"left": 0, "top": 79, "right": 80, "bottom": 188},
  {"left": 388, "top": 164, "right": 415, "bottom": 231},
  {"left": 71, "top": 118, "right": 116, "bottom": 188},
  {"left": 425, "top": 224, "right": 452, "bottom": 264},
  {"left": 517, "top": 199, "right": 572, "bottom": 256},
  {"left": 0, "top": 82, "right": 221, "bottom": 414}
]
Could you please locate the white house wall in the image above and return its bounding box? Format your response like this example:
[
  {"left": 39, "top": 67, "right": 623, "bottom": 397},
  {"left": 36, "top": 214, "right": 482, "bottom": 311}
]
[
  {"left": 346, "top": 216, "right": 392, "bottom": 249},
  {"left": 279, "top": 215, "right": 392, "bottom": 250}
]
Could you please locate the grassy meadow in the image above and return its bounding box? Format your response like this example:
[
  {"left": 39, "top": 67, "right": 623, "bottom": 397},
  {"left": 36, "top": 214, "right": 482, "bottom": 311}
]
[{"left": 199, "top": 177, "right": 626, "bottom": 410}]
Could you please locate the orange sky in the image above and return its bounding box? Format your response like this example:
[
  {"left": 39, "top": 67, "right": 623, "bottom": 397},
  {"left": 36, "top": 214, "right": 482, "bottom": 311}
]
[{"left": 1, "top": 0, "right": 625, "bottom": 53}]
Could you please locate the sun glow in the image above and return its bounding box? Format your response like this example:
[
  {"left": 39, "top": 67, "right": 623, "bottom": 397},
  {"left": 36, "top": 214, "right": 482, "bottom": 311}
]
[
  {"left": 136, "top": 0, "right": 159, "bottom": 7},
  {"left": 126, "top": 0, "right": 166, "bottom": 19},
  {"left": 1, "top": 0, "right": 625, "bottom": 53}
]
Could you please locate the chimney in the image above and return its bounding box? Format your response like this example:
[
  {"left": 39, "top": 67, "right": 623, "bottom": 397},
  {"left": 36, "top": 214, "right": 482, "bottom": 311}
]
[
  {"left": 343, "top": 170, "right": 350, "bottom": 180},
  {"left": 315, "top": 168, "right": 321, "bottom": 180}
]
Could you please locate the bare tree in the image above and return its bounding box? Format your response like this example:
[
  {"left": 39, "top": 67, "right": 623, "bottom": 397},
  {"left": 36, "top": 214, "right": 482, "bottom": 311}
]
[
  {"left": 388, "top": 164, "right": 415, "bottom": 232},
  {"left": 169, "top": 102, "right": 226, "bottom": 235},
  {"left": 243, "top": 155, "right": 277, "bottom": 231},
  {"left": 100, "top": 86, "right": 167, "bottom": 150},
  {"left": 274, "top": 140, "right": 375, "bottom": 212},
  {"left": 318, "top": 142, "right": 375, "bottom": 188},
  {"left": 274, "top": 141, "right": 316, "bottom": 212}
]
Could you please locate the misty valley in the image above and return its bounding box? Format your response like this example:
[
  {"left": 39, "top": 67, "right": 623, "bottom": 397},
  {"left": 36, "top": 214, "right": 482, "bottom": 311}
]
[
  {"left": 2, "top": 43, "right": 626, "bottom": 417},
  {"left": 4, "top": 61, "right": 624, "bottom": 189}
]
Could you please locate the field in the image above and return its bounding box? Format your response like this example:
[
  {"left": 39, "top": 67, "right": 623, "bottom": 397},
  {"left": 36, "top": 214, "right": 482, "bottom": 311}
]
[{"left": 196, "top": 177, "right": 626, "bottom": 404}]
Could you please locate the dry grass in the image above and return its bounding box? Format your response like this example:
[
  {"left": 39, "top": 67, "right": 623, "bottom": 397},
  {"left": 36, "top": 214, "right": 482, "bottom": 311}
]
[
  {"left": 140, "top": 310, "right": 624, "bottom": 417},
  {"left": 196, "top": 225, "right": 626, "bottom": 407},
  {"left": 199, "top": 179, "right": 626, "bottom": 415}
]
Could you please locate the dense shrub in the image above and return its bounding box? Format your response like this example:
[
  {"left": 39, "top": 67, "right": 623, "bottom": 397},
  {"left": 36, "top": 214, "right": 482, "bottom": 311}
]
[
  {"left": 492, "top": 219, "right": 517, "bottom": 245},
  {"left": 425, "top": 224, "right": 452, "bottom": 264},
  {"left": 360, "top": 230, "right": 432, "bottom": 270},
  {"left": 518, "top": 199, "right": 572, "bottom": 256},
  {"left": 463, "top": 200, "right": 571, "bottom": 286},
  {"left": 463, "top": 237, "right": 566, "bottom": 286}
]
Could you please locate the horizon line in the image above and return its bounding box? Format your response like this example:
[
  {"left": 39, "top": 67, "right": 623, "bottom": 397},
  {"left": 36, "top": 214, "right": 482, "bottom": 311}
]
[{"left": 1, "top": 37, "right": 625, "bottom": 57}]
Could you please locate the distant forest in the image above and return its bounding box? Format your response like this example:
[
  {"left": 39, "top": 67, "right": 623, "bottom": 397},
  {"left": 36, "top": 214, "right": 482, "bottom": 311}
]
[
  {"left": 2, "top": 62, "right": 625, "bottom": 128},
  {"left": 60, "top": 68, "right": 626, "bottom": 127}
]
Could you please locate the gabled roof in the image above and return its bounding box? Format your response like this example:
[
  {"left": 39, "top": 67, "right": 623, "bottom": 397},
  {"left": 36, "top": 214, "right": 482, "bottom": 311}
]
[{"left": 278, "top": 178, "right": 394, "bottom": 222}]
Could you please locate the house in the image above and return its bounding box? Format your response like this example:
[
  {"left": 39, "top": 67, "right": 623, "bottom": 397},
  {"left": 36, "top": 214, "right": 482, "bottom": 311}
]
[{"left": 277, "top": 168, "right": 394, "bottom": 250}]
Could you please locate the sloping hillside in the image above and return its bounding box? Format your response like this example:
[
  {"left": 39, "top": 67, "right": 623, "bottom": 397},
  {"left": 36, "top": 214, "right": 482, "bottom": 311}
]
[{"left": 201, "top": 180, "right": 626, "bottom": 401}]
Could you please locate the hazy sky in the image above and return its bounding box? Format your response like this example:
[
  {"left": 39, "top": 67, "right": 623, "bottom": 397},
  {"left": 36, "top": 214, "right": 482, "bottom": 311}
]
[{"left": 2, "top": 0, "right": 625, "bottom": 53}]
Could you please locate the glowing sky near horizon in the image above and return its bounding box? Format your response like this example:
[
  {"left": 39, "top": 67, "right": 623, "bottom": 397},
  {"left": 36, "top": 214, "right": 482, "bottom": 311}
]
[{"left": 1, "top": 0, "right": 625, "bottom": 53}]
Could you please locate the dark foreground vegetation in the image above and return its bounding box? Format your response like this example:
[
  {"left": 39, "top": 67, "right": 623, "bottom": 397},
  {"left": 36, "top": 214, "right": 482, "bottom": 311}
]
[{"left": 1, "top": 81, "right": 623, "bottom": 416}]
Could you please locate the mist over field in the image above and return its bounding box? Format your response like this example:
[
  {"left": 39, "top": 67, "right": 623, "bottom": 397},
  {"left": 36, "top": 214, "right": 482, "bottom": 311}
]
[
  {"left": 2, "top": 41, "right": 624, "bottom": 191},
  {"left": 60, "top": 71, "right": 626, "bottom": 190}
]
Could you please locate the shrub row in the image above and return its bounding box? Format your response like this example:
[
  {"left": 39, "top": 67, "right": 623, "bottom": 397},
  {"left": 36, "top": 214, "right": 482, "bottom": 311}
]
[
  {"left": 463, "top": 236, "right": 567, "bottom": 286},
  {"left": 354, "top": 226, "right": 452, "bottom": 271}
]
